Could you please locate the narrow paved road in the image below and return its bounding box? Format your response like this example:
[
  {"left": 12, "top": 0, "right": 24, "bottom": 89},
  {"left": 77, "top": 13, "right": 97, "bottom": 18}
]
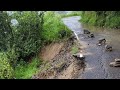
[{"left": 62, "top": 16, "right": 120, "bottom": 79}]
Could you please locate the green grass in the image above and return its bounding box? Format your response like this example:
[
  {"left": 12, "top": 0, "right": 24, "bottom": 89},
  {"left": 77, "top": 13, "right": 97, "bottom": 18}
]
[
  {"left": 0, "top": 52, "right": 14, "bottom": 79},
  {"left": 0, "top": 11, "right": 73, "bottom": 79},
  {"left": 14, "top": 11, "right": 72, "bottom": 79},
  {"left": 14, "top": 57, "right": 42, "bottom": 79},
  {"left": 80, "top": 11, "right": 120, "bottom": 29},
  {"left": 71, "top": 45, "right": 79, "bottom": 54},
  {"left": 80, "top": 11, "right": 97, "bottom": 25},
  {"left": 42, "top": 11, "right": 72, "bottom": 44},
  {"left": 105, "top": 15, "right": 120, "bottom": 28}
]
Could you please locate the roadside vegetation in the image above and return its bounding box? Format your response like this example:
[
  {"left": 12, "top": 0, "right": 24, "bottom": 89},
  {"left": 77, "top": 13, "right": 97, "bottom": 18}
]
[
  {"left": 0, "top": 11, "right": 72, "bottom": 79},
  {"left": 71, "top": 45, "right": 79, "bottom": 54},
  {"left": 80, "top": 11, "right": 120, "bottom": 29},
  {"left": 1, "top": 11, "right": 119, "bottom": 79}
]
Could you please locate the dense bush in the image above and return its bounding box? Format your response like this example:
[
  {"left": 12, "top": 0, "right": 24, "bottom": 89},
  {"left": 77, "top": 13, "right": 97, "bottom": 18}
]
[
  {"left": 104, "top": 12, "right": 120, "bottom": 28},
  {"left": 3, "top": 11, "right": 71, "bottom": 62},
  {"left": 12, "top": 12, "right": 43, "bottom": 57},
  {"left": 0, "top": 53, "right": 14, "bottom": 79},
  {"left": 0, "top": 12, "right": 13, "bottom": 52},
  {"left": 0, "top": 11, "right": 72, "bottom": 79},
  {"left": 81, "top": 11, "right": 97, "bottom": 26},
  {"left": 41, "top": 11, "right": 72, "bottom": 44},
  {"left": 0, "top": 11, "right": 44, "bottom": 70},
  {"left": 14, "top": 56, "right": 41, "bottom": 79}
]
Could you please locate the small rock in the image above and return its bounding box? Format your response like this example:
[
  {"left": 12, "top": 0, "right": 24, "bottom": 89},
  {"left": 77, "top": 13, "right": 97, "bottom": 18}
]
[
  {"left": 105, "top": 45, "right": 112, "bottom": 51},
  {"left": 115, "top": 58, "right": 120, "bottom": 62},
  {"left": 69, "top": 34, "right": 77, "bottom": 41},
  {"left": 88, "top": 33, "right": 95, "bottom": 38},
  {"left": 73, "top": 53, "right": 85, "bottom": 60},
  {"left": 115, "top": 61, "right": 120, "bottom": 64},
  {"left": 98, "top": 38, "right": 106, "bottom": 45},
  {"left": 98, "top": 43, "right": 101, "bottom": 46},
  {"left": 83, "top": 29, "right": 91, "bottom": 34},
  {"left": 109, "top": 62, "right": 120, "bottom": 67}
]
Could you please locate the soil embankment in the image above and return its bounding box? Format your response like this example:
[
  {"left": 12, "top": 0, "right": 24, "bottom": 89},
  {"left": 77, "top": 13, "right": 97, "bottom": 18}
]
[{"left": 32, "top": 38, "right": 85, "bottom": 79}]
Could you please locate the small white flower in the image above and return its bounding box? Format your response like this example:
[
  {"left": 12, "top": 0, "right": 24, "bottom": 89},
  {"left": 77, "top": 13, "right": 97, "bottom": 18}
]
[{"left": 11, "top": 19, "right": 18, "bottom": 26}]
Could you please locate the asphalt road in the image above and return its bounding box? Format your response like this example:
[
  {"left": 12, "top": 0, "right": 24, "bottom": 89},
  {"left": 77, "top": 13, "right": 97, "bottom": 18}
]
[{"left": 62, "top": 16, "right": 120, "bottom": 79}]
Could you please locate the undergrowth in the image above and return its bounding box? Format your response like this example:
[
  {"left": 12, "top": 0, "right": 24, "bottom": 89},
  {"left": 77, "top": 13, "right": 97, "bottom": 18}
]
[
  {"left": 14, "top": 57, "right": 42, "bottom": 79},
  {"left": 80, "top": 11, "right": 120, "bottom": 29}
]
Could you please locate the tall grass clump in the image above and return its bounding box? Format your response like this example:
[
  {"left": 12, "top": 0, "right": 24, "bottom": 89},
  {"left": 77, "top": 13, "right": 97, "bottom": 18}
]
[
  {"left": 42, "top": 11, "right": 72, "bottom": 44},
  {"left": 80, "top": 11, "right": 120, "bottom": 29},
  {"left": 0, "top": 53, "right": 14, "bottom": 79},
  {"left": 14, "top": 56, "right": 42, "bottom": 79}
]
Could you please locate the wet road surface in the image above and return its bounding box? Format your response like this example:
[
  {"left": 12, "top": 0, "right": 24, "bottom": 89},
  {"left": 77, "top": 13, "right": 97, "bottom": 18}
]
[{"left": 62, "top": 16, "right": 120, "bottom": 79}]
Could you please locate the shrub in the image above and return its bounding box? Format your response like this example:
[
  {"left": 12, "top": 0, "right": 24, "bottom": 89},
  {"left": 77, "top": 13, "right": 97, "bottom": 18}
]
[
  {"left": 71, "top": 45, "right": 79, "bottom": 54},
  {"left": 58, "top": 30, "right": 67, "bottom": 39},
  {"left": 0, "top": 11, "right": 44, "bottom": 63},
  {"left": 0, "top": 53, "right": 14, "bottom": 79},
  {"left": 14, "top": 56, "right": 41, "bottom": 79},
  {"left": 41, "top": 11, "right": 72, "bottom": 44},
  {"left": 13, "top": 12, "right": 43, "bottom": 58},
  {"left": 0, "top": 12, "right": 13, "bottom": 52},
  {"left": 105, "top": 14, "right": 120, "bottom": 28},
  {"left": 3, "top": 11, "right": 45, "bottom": 63},
  {"left": 6, "top": 47, "right": 19, "bottom": 68},
  {"left": 80, "top": 11, "right": 97, "bottom": 25},
  {"left": 81, "top": 11, "right": 120, "bottom": 29}
]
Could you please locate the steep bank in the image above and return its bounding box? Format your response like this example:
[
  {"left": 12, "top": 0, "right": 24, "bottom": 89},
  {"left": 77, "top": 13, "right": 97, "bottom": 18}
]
[
  {"left": 39, "top": 42, "right": 64, "bottom": 61},
  {"left": 32, "top": 37, "right": 85, "bottom": 79}
]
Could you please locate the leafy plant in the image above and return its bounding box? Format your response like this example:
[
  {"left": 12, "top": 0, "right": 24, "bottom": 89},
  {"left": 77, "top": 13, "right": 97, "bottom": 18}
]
[
  {"left": 14, "top": 56, "right": 42, "bottom": 79},
  {"left": 71, "top": 45, "right": 79, "bottom": 54},
  {"left": 81, "top": 11, "right": 120, "bottom": 29},
  {"left": 0, "top": 11, "right": 72, "bottom": 79},
  {"left": 0, "top": 53, "right": 14, "bottom": 79},
  {"left": 42, "top": 11, "right": 72, "bottom": 44}
]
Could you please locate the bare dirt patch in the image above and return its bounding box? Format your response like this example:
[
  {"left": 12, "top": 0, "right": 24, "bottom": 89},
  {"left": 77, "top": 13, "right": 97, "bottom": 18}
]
[
  {"left": 56, "top": 61, "right": 76, "bottom": 79},
  {"left": 39, "top": 42, "right": 64, "bottom": 61}
]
